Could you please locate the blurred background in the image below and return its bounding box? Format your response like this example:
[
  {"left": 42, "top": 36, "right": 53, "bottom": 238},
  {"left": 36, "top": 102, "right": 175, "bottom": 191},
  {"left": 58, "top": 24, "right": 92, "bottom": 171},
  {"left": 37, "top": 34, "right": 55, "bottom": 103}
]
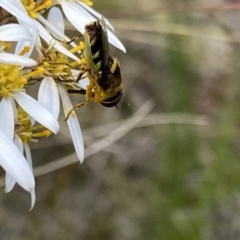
[{"left": 2, "top": 0, "right": 240, "bottom": 239}]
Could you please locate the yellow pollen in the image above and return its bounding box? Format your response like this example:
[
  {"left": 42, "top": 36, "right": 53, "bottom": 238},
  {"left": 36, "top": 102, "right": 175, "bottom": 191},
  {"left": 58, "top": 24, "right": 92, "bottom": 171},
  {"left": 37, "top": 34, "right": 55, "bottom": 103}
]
[
  {"left": 33, "top": 130, "right": 51, "bottom": 138},
  {"left": 34, "top": 0, "right": 52, "bottom": 12},
  {"left": 16, "top": 107, "right": 52, "bottom": 143},
  {"left": 43, "top": 61, "right": 51, "bottom": 68},
  {"left": 21, "top": 0, "right": 53, "bottom": 18},
  {"left": 0, "top": 84, "right": 11, "bottom": 97},
  {"left": 29, "top": 11, "right": 37, "bottom": 18},
  {"left": 80, "top": 0, "right": 93, "bottom": 6},
  {"left": 80, "top": 59, "right": 87, "bottom": 65},
  {"left": 24, "top": 67, "right": 45, "bottom": 78},
  {"left": 0, "top": 64, "right": 25, "bottom": 96},
  {"left": 20, "top": 77, "right": 27, "bottom": 85},
  {"left": 70, "top": 61, "right": 80, "bottom": 67},
  {"left": 40, "top": 48, "right": 78, "bottom": 80},
  {"left": 19, "top": 46, "right": 31, "bottom": 56},
  {"left": 32, "top": 124, "right": 45, "bottom": 130},
  {"left": 21, "top": 0, "right": 36, "bottom": 11},
  {"left": 70, "top": 42, "right": 85, "bottom": 53}
]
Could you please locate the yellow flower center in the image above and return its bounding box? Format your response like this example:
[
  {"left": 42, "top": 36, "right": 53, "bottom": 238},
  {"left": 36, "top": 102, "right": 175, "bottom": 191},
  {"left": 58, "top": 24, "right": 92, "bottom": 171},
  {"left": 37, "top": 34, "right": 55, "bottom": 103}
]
[
  {"left": 0, "top": 64, "right": 44, "bottom": 97},
  {"left": 21, "top": 0, "right": 53, "bottom": 18},
  {"left": 0, "top": 64, "right": 26, "bottom": 97},
  {"left": 15, "top": 107, "right": 51, "bottom": 143},
  {"left": 43, "top": 48, "right": 73, "bottom": 79},
  {"left": 41, "top": 42, "right": 85, "bottom": 83}
]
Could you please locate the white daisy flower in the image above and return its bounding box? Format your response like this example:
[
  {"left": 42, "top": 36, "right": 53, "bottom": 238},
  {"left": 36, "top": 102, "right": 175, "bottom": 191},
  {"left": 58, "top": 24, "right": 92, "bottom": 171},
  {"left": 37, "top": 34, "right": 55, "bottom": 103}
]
[
  {"left": 0, "top": 23, "right": 57, "bottom": 208},
  {"left": 38, "top": 7, "right": 84, "bottom": 162},
  {"left": 0, "top": 61, "right": 60, "bottom": 134},
  {"left": 0, "top": 0, "right": 79, "bottom": 61},
  {"left": 5, "top": 134, "right": 36, "bottom": 210},
  {"left": 0, "top": 128, "right": 35, "bottom": 195},
  {"left": 0, "top": 0, "right": 38, "bottom": 57},
  {"left": 0, "top": 23, "right": 32, "bottom": 43},
  {"left": 54, "top": 0, "right": 126, "bottom": 52},
  {"left": 0, "top": 23, "right": 35, "bottom": 63},
  {"left": 0, "top": 22, "right": 59, "bottom": 134},
  {"left": 5, "top": 105, "right": 52, "bottom": 210},
  {"left": 0, "top": 0, "right": 126, "bottom": 58},
  {"left": 0, "top": 57, "right": 58, "bottom": 209},
  {"left": 0, "top": 98, "right": 35, "bottom": 209}
]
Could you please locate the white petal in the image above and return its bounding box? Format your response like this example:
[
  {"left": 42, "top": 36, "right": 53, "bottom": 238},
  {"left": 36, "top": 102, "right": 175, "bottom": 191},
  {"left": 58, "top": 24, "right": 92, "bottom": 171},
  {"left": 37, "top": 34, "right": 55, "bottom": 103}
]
[
  {"left": 23, "top": 143, "right": 36, "bottom": 210},
  {"left": 0, "top": 0, "right": 37, "bottom": 29},
  {"left": 15, "top": 27, "right": 38, "bottom": 57},
  {"left": 7, "top": 0, "right": 38, "bottom": 58},
  {"left": 5, "top": 135, "right": 23, "bottom": 193},
  {"left": 15, "top": 134, "right": 24, "bottom": 152},
  {"left": 29, "top": 190, "right": 36, "bottom": 210},
  {"left": 0, "top": 53, "right": 37, "bottom": 66},
  {"left": 71, "top": 69, "right": 80, "bottom": 78},
  {"left": 71, "top": 69, "right": 89, "bottom": 89},
  {"left": 34, "top": 20, "right": 80, "bottom": 62},
  {"left": 77, "top": 2, "right": 114, "bottom": 31},
  {"left": 0, "top": 24, "right": 32, "bottom": 42},
  {"left": 9, "top": 98, "right": 18, "bottom": 121},
  {"left": 0, "top": 97, "right": 14, "bottom": 140},
  {"left": 58, "top": 83, "right": 84, "bottom": 162},
  {"left": 0, "top": 129, "right": 35, "bottom": 192},
  {"left": 38, "top": 77, "right": 60, "bottom": 119},
  {"left": 5, "top": 173, "right": 16, "bottom": 192},
  {"left": 73, "top": 2, "right": 99, "bottom": 23},
  {"left": 107, "top": 30, "right": 126, "bottom": 53},
  {"left": 31, "top": 118, "right": 36, "bottom": 126},
  {"left": 61, "top": 1, "right": 126, "bottom": 52},
  {"left": 24, "top": 143, "right": 32, "bottom": 168},
  {"left": 34, "top": 35, "right": 44, "bottom": 58},
  {"left": 60, "top": 0, "right": 88, "bottom": 33},
  {"left": 75, "top": 77, "right": 89, "bottom": 90},
  {"left": 37, "top": 13, "right": 76, "bottom": 48},
  {"left": 12, "top": 92, "right": 60, "bottom": 134},
  {"left": 47, "top": 6, "right": 65, "bottom": 36}
]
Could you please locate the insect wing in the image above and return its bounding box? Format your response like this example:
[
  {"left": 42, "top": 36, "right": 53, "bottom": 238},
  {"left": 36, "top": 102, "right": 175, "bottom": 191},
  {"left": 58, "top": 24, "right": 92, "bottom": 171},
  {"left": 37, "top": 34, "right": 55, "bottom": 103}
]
[{"left": 100, "top": 17, "right": 110, "bottom": 70}]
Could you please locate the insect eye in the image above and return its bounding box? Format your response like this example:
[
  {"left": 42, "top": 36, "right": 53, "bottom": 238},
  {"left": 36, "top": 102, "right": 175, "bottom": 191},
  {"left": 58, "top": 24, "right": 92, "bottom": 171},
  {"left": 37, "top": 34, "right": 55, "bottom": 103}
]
[{"left": 100, "top": 91, "right": 122, "bottom": 108}]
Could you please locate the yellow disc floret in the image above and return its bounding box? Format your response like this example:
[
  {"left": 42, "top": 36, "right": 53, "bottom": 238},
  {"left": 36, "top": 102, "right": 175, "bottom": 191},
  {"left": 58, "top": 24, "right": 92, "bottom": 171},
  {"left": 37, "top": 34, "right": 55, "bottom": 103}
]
[
  {"left": 21, "top": 0, "right": 53, "bottom": 18},
  {"left": 0, "top": 63, "right": 45, "bottom": 97},
  {"left": 42, "top": 48, "right": 73, "bottom": 80},
  {"left": 0, "top": 64, "right": 26, "bottom": 97},
  {"left": 15, "top": 107, "right": 51, "bottom": 143},
  {"left": 70, "top": 41, "right": 85, "bottom": 54}
]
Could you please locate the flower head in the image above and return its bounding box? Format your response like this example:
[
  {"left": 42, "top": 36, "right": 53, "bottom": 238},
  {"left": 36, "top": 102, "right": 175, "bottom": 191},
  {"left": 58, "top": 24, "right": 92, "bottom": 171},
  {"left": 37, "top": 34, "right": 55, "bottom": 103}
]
[
  {"left": 38, "top": 7, "right": 85, "bottom": 162},
  {"left": 0, "top": 0, "right": 126, "bottom": 209},
  {"left": 4, "top": 105, "right": 52, "bottom": 210},
  {"left": 0, "top": 61, "right": 60, "bottom": 134}
]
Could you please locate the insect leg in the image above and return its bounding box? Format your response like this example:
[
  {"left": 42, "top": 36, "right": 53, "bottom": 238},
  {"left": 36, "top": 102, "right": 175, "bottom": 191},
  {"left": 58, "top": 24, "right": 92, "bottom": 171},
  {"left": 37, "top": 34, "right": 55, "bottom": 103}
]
[
  {"left": 65, "top": 101, "right": 88, "bottom": 121},
  {"left": 67, "top": 89, "right": 86, "bottom": 95},
  {"left": 50, "top": 34, "right": 83, "bottom": 45}
]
